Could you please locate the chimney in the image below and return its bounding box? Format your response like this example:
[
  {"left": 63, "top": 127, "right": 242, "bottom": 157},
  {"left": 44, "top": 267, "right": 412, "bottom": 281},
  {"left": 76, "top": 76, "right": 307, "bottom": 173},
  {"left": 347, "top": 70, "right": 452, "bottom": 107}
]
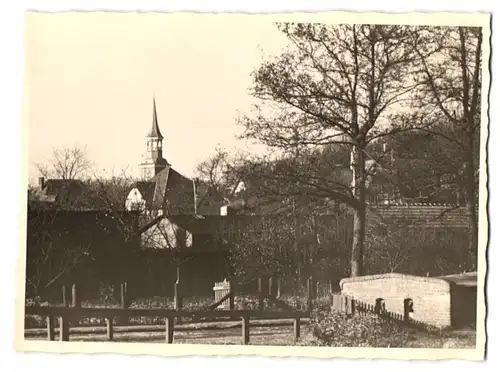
[{"left": 38, "top": 177, "right": 45, "bottom": 191}]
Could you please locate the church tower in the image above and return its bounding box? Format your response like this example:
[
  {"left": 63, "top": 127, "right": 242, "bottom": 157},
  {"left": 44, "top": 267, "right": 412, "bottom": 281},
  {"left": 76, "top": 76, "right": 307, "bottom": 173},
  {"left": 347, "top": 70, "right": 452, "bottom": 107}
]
[{"left": 140, "top": 98, "right": 170, "bottom": 179}]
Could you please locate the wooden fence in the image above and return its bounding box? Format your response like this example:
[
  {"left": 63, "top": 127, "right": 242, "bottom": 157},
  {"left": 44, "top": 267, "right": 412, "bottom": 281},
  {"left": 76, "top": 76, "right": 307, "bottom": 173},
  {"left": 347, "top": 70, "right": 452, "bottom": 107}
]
[
  {"left": 24, "top": 306, "right": 308, "bottom": 345},
  {"left": 209, "top": 277, "right": 317, "bottom": 313},
  {"left": 25, "top": 276, "right": 322, "bottom": 345},
  {"left": 331, "top": 293, "right": 430, "bottom": 329}
]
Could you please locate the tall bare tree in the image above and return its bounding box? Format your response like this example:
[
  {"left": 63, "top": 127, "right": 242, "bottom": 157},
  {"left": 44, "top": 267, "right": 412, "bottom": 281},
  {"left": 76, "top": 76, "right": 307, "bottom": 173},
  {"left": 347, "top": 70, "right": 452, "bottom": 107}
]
[
  {"left": 36, "top": 145, "right": 93, "bottom": 180},
  {"left": 239, "top": 23, "right": 426, "bottom": 277},
  {"left": 413, "top": 26, "right": 483, "bottom": 267}
]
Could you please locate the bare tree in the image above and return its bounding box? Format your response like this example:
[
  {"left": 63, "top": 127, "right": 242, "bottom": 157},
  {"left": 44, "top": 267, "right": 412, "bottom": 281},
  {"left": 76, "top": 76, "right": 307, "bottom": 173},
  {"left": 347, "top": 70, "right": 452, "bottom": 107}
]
[
  {"left": 36, "top": 145, "right": 93, "bottom": 180},
  {"left": 239, "top": 23, "right": 426, "bottom": 276},
  {"left": 413, "top": 26, "right": 483, "bottom": 268},
  {"left": 195, "top": 147, "right": 250, "bottom": 206},
  {"left": 26, "top": 208, "right": 92, "bottom": 298}
]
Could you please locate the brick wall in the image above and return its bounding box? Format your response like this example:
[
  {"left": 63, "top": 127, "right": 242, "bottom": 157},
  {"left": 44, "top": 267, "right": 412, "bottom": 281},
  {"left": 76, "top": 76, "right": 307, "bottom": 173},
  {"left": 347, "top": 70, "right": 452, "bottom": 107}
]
[{"left": 340, "top": 273, "right": 452, "bottom": 328}]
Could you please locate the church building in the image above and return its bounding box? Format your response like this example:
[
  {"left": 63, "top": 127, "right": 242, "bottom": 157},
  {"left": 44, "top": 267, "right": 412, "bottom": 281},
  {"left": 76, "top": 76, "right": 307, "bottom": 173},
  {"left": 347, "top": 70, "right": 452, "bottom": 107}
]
[{"left": 124, "top": 99, "right": 231, "bottom": 297}]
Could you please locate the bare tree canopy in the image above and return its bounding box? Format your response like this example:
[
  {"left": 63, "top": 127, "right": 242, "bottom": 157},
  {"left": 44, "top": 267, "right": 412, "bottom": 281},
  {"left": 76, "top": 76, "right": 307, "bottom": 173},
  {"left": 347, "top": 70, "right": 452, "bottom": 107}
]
[
  {"left": 236, "top": 23, "right": 484, "bottom": 276},
  {"left": 36, "top": 145, "right": 93, "bottom": 180},
  {"left": 238, "top": 23, "right": 430, "bottom": 277},
  {"left": 412, "top": 26, "right": 483, "bottom": 267}
]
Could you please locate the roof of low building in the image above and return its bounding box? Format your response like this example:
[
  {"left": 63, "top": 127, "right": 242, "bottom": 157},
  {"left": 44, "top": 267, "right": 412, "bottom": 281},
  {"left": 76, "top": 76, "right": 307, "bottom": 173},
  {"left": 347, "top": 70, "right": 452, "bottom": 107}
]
[
  {"left": 437, "top": 271, "right": 477, "bottom": 287},
  {"left": 366, "top": 203, "right": 473, "bottom": 228}
]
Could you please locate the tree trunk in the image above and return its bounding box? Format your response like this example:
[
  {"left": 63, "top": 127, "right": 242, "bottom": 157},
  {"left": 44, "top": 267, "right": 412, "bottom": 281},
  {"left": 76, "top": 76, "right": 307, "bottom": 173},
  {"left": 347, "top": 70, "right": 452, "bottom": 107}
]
[
  {"left": 350, "top": 145, "right": 367, "bottom": 277},
  {"left": 458, "top": 27, "right": 481, "bottom": 271},
  {"left": 351, "top": 204, "right": 366, "bottom": 277},
  {"left": 464, "top": 151, "right": 478, "bottom": 270}
]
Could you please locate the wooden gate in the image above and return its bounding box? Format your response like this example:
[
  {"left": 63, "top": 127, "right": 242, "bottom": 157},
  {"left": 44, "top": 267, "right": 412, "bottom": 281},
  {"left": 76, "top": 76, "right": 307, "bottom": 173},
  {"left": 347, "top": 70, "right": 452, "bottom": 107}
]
[{"left": 213, "top": 279, "right": 231, "bottom": 310}]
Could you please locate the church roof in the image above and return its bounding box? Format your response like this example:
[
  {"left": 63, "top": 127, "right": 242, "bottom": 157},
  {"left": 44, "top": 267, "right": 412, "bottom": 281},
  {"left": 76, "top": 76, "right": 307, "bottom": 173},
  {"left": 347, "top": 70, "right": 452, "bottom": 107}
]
[
  {"left": 131, "top": 167, "right": 224, "bottom": 216},
  {"left": 147, "top": 98, "right": 164, "bottom": 139}
]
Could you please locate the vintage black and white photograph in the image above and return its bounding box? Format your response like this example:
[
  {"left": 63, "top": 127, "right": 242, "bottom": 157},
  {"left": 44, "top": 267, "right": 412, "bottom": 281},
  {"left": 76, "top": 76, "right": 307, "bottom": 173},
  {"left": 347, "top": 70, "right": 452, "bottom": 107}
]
[{"left": 16, "top": 11, "right": 489, "bottom": 359}]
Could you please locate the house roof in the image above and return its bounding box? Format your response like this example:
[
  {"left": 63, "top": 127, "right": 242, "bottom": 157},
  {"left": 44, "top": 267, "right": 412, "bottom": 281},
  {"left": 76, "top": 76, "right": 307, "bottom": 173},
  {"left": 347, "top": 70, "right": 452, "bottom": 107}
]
[
  {"left": 34, "top": 179, "right": 86, "bottom": 204},
  {"left": 366, "top": 203, "right": 473, "bottom": 228}
]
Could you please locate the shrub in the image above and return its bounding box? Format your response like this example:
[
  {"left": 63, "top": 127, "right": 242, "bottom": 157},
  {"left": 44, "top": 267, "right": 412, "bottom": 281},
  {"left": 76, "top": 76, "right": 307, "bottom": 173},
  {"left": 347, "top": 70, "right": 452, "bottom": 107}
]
[
  {"left": 309, "top": 308, "right": 419, "bottom": 347},
  {"left": 25, "top": 297, "right": 50, "bottom": 328}
]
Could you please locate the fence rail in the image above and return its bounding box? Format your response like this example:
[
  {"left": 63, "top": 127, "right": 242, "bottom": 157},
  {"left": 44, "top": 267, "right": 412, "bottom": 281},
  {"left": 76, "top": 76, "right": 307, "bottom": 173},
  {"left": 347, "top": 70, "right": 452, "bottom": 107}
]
[{"left": 25, "top": 306, "right": 308, "bottom": 344}]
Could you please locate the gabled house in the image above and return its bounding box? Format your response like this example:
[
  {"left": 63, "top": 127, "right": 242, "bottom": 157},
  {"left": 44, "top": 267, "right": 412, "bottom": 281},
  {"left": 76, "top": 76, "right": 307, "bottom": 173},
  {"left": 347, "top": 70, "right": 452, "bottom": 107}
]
[{"left": 29, "top": 177, "right": 87, "bottom": 209}]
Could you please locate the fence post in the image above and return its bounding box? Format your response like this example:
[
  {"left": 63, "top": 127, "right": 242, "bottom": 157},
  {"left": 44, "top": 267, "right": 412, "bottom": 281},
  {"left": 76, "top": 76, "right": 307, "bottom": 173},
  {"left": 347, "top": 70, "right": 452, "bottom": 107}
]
[
  {"left": 293, "top": 317, "right": 301, "bottom": 341},
  {"left": 306, "top": 277, "right": 313, "bottom": 313},
  {"left": 165, "top": 317, "right": 174, "bottom": 344},
  {"left": 118, "top": 282, "right": 129, "bottom": 326},
  {"left": 268, "top": 277, "right": 273, "bottom": 298},
  {"left": 174, "top": 266, "right": 183, "bottom": 310},
  {"left": 257, "top": 278, "right": 264, "bottom": 312},
  {"left": 106, "top": 317, "right": 114, "bottom": 341},
  {"left": 59, "top": 316, "right": 69, "bottom": 341},
  {"left": 62, "top": 284, "right": 68, "bottom": 307},
  {"left": 71, "top": 284, "right": 80, "bottom": 308},
  {"left": 46, "top": 316, "right": 55, "bottom": 341},
  {"left": 241, "top": 315, "right": 250, "bottom": 345},
  {"left": 311, "top": 276, "right": 317, "bottom": 300},
  {"left": 229, "top": 281, "right": 235, "bottom": 310},
  {"left": 404, "top": 298, "right": 413, "bottom": 324},
  {"left": 277, "top": 277, "right": 281, "bottom": 298},
  {"left": 121, "top": 282, "right": 129, "bottom": 308}
]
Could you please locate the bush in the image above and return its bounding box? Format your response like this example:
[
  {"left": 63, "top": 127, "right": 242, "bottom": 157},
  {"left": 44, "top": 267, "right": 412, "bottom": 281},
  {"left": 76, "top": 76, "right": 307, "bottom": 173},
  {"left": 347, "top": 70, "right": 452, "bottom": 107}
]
[
  {"left": 25, "top": 297, "right": 50, "bottom": 328},
  {"left": 309, "top": 307, "right": 419, "bottom": 347}
]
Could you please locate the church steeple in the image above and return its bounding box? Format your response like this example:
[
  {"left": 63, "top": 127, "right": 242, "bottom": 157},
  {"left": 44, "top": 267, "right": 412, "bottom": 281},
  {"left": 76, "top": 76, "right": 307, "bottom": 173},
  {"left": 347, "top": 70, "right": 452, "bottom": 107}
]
[
  {"left": 148, "top": 98, "right": 164, "bottom": 140},
  {"left": 140, "top": 97, "right": 169, "bottom": 179}
]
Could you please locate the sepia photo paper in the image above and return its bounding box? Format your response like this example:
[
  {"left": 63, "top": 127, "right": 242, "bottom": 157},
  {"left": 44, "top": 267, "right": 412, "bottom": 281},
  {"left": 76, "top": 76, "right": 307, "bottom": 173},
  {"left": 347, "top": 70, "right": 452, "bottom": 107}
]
[{"left": 15, "top": 10, "right": 490, "bottom": 361}]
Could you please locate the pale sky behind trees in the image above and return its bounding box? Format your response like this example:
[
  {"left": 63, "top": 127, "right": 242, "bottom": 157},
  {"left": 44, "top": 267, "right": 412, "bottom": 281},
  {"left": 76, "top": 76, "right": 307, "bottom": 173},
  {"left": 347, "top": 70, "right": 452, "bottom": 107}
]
[{"left": 24, "top": 12, "right": 290, "bottom": 182}]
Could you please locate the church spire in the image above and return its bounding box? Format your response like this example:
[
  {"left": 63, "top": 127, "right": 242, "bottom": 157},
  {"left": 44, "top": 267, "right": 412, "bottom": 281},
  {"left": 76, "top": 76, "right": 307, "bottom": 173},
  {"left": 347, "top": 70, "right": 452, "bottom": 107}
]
[
  {"left": 147, "top": 97, "right": 164, "bottom": 139},
  {"left": 140, "top": 97, "right": 169, "bottom": 179}
]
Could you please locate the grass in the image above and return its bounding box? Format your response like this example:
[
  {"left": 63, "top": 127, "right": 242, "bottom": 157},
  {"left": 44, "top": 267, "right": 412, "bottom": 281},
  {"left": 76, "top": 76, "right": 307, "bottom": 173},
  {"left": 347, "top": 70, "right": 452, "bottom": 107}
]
[{"left": 403, "top": 328, "right": 477, "bottom": 348}]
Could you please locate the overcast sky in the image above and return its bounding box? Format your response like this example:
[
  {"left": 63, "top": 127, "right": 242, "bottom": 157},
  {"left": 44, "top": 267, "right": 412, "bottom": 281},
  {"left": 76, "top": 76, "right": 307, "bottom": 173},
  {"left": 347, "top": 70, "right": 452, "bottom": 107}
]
[{"left": 24, "top": 12, "right": 290, "bottom": 182}]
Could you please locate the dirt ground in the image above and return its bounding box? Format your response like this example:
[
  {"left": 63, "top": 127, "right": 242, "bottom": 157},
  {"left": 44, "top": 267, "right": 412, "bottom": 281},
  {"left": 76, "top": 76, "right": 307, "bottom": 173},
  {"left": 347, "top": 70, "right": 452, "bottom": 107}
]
[
  {"left": 24, "top": 322, "right": 476, "bottom": 348},
  {"left": 25, "top": 324, "right": 303, "bottom": 345}
]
